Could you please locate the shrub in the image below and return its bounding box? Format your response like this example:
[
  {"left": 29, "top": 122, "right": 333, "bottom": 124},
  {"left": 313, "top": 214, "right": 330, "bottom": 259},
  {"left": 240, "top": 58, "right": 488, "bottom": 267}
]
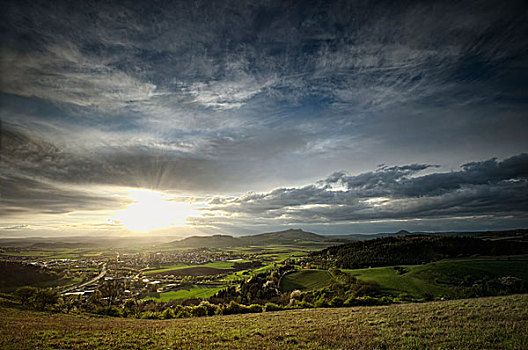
[
  {"left": 264, "top": 303, "right": 283, "bottom": 312},
  {"left": 314, "top": 298, "right": 329, "bottom": 308},
  {"left": 95, "top": 305, "right": 123, "bottom": 317},
  {"left": 221, "top": 301, "right": 247, "bottom": 315},
  {"left": 344, "top": 296, "right": 359, "bottom": 307},
  {"left": 123, "top": 299, "right": 138, "bottom": 318},
  {"left": 32, "top": 288, "right": 60, "bottom": 310},
  {"left": 161, "top": 308, "right": 175, "bottom": 319},
  {"left": 296, "top": 300, "right": 314, "bottom": 309},
  {"left": 356, "top": 296, "right": 381, "bottom": 306},
  {"left": 139, "top": 311, "right": 161, "bottom": 319},
  {"left": 330, "top": 296, "right": 344, "bottom": 307},
  {"left": 290, "top": 290, "right": 302, "bottom": 300},
  {"left": 14, "top": 286, "right": 38, "bottom": 305},
  {"left": 247, "top": 304, "right": 263, "bottom": 313},
  {"left": 176, "top": 306, "right": 192, "bottom": 318},
  {"left": 191, "top": 305, "right": 207, "bottom": 317},
  {"left": 199, "top": 301, "right": 220, "bottom": 316}
]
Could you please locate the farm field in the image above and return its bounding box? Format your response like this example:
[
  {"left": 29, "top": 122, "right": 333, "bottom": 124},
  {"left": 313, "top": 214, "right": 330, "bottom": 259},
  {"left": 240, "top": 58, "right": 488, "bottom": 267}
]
[
  {"left": 1, "top": 294, "right": 526, "bottom": 349},
  {"left": 145, "top": 261, "right": 236, "bottom": 275},
  {"left": 280, "top": 270, "right": 333, "bottom": 292},
  {"left": 142, "top": 285, "right": 226, "bottom": 302}
]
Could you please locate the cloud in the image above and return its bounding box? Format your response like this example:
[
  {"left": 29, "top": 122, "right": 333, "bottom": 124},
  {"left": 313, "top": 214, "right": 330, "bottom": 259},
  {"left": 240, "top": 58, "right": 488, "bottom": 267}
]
[
  {"left": 0, "top": 172, "right": 125, "bottom": 217},
  {"left": 0, "top": 46, "right": 158, "bottom": 110},
  {"left": 203, "top": 154, "right": 528, "bottom": 225},
  {"left": 0, "top": 124, "right": 310, "bottom": 193}
]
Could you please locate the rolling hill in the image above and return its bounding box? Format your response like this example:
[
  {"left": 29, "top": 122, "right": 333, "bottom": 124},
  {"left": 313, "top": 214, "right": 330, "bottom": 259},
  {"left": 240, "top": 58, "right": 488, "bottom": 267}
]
[
  {"left": 167, "top": 229, "right": 332, "bottom": 248},
  {"left": 311, "top": 235, "right": 528, "bottom": 269}
]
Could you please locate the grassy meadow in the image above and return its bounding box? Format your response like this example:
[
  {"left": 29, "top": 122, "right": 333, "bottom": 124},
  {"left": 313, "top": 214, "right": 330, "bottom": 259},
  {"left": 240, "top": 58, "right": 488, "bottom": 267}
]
[
  {"left": 142, "top": 285, "right": 227, "bottom": 302},
  {"left": 279, "top": 270, "right": 333, "bottom": 292},
  {"left": 1, "top": 294, "right": 526, "bottom": 349},
  {"left": 277, "top": 256, "right": 528, "bottom": 299}
]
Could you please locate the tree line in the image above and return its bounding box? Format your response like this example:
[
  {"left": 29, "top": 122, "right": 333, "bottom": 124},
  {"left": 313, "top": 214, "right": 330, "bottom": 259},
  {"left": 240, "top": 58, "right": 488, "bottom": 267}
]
[{"left": 310, "top": 235, "right": 528, "bottom": 269}]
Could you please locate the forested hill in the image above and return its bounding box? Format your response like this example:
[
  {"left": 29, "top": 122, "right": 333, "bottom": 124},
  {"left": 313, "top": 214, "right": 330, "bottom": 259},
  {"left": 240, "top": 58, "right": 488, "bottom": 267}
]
[{"left": 311, "top": 235, "right": 528, "bottom": 269}]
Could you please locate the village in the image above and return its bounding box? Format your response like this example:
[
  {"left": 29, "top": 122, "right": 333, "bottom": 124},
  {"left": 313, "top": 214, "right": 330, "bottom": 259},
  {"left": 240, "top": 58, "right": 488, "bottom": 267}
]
[{"left": 1, "top": 247, "right": 252, "bottom": 306}]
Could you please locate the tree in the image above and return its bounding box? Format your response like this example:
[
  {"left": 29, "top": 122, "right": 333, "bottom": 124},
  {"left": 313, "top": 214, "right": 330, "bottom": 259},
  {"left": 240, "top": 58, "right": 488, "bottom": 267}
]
[
  {"left": 61, "top": 294, "right": 80, "bottom": 313},
  {"left": 33, "top": 288, "right": 59, "bottom": 310},
  {"left": 99, "top": 280, "right": 122, "bottom": 305},
  {"left": 123, "top": 299, "right": 138, "bottom": 318},
  {"left": 15, "top": 286, "right": 38, "bottom": 306}
]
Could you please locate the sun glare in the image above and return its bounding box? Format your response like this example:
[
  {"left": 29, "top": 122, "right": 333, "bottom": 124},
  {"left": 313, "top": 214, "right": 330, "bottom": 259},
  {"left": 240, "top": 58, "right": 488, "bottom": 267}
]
[{"left": 111, "top": 190, "right": 199, "bottom": 232}]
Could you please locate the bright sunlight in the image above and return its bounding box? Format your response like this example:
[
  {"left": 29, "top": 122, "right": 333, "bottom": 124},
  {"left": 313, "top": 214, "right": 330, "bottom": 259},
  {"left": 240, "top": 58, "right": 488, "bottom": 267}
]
[{"left": 111, "top": 189, "right": 199, "bottom": 232}]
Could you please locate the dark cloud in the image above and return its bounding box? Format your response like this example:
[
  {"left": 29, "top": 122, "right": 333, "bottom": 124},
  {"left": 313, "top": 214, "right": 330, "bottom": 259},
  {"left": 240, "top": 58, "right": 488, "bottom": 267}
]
[
  {"left": 207, "top": 154, "right": 528, "bottom": 224},
  {"left": 0, "top": 172, "right": 124, "bottom": 217},
  {"left": 0, "top": 124, "right": 309, "bottom": 193}
]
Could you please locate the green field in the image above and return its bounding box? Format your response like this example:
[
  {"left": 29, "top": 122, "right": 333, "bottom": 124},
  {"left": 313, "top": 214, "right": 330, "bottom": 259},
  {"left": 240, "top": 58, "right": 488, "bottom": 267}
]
[
  {"left": 344, "top": 258, "right": 528, "bottom": 298},
  {"left": 280, "top": 270, "right": 333, "bottom": 292},
  {"left": 144, "top": 261, "right": 235, "bottom": 275},
  {"left": 277, "top": 258, "right": 528, "bottom": 299},
  {"left": 1, "top": 294, "right": 527, "bottom": 349},
  {"left": 142, "top": 285, "right": 227, "bottom": 302}
]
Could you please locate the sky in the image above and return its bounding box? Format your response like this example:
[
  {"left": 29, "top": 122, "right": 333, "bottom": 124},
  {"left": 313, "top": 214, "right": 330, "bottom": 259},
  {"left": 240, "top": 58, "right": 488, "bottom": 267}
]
[{"left": 1, "top": 0, "right": 527, "bottom": 237}]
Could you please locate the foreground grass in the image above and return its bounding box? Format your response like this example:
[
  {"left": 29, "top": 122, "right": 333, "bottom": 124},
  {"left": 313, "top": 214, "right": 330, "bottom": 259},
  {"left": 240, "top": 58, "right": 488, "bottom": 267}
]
[{"left": 1, "top": 294, "right": 527, "bottom": 349}]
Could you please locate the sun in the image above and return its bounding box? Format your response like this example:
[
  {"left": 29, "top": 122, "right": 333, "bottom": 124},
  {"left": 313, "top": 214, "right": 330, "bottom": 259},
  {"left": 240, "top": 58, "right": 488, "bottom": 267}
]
[{"left": 111, "top": 189, "right": 198, "bottom": 232}]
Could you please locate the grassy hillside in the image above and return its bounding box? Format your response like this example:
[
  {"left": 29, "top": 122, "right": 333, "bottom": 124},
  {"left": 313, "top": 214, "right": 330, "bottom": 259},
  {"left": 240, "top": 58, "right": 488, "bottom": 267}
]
[
  {"left": 279, "top": 257, "right": 528, "bottom": 299},
  {"left": 279, "top": 270, "right": 333, "bottom": 292},
  {"left": 344, "top": 258, "right": 528, "bottom": 298},
  {"left": 1, "top": 294, "right": 527, "bottom": 349},
  {"left": 313, "top": 235, "right": 528, "bottom": 268},
  {"left": 167, "top": 229, "right": 333, "bottom": 248}
]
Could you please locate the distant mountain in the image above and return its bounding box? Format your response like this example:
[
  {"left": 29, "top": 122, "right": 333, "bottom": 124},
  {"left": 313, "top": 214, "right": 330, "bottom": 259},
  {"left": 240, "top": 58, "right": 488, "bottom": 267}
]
[
  {"left": 167, "top": 229, "right": 332, "bottom": 248},
  {"left": 2, "top": 229, "right": 527, "bottom": 249},
  {"left": 168, "top": 235, "right": 241, "bottom": 248},
  {"left": 326, "top": 229, "right": 528, "bottom": 244},
  {"left": 327, "top": 229, "right": 414, "bottom": 241},
  {"left": 240, "top": 229, "right": 328, "bottom": 244}
]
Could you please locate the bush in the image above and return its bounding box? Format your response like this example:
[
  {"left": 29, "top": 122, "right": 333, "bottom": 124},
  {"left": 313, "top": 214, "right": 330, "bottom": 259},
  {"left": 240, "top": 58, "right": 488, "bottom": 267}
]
[
  {"left": 263, "top": 303, "right": 283, "bottom": 312},
  {"left": 330, "top": 296, "right": 344, "bottom": 307},
  {"left": 14, "top": 286, "right": 38, "bottom": 305},
  {"left": 191, "top": 305, "right": 207, "bottom": 317},
  {"left": 123, "top": 299, "right": 138, "bottom": 318},
  {"left": 296, "top": 300, "right": 314, "bottom": 309},
  {"left": 139, "top": 311, "right": 161, "bottom": 319},
  {"left": 356, "top": 296, "right": 381, "bottom": 306},
  {"left": 247, "top": 304, "right": 263, "bottom": 313},
  {"left": 33, "top": 288, "right": 60, "bottom": 310},
  {"left": 314, "top": 298, "right": 329, "bottom": 308},
  {"left": 344, "top": 297, "right": 359, "bottom": 307},
  {"left": 199, "top": 301, "right": 220, "bottom": 316},
  {"left": 290, "top": 290, "right": 302, "bottom": 300},
  {"left": 95, "top": 306, "right": 123, "bottom": 317},
  {"left": 161, "top": 308, "right": 175, "bottom": 319},
  {"left": 176, "top": 306, "right": 192, "bottom": 318},
  {"left": 221, "top": 301, "right": 248, "bottom": 315}
]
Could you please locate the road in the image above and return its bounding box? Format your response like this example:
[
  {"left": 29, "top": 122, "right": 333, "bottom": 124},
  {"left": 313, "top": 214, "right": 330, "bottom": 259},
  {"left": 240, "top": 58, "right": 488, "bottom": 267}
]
[{"left": 61, "top": 262, "right": 107, "bottom": 293}]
